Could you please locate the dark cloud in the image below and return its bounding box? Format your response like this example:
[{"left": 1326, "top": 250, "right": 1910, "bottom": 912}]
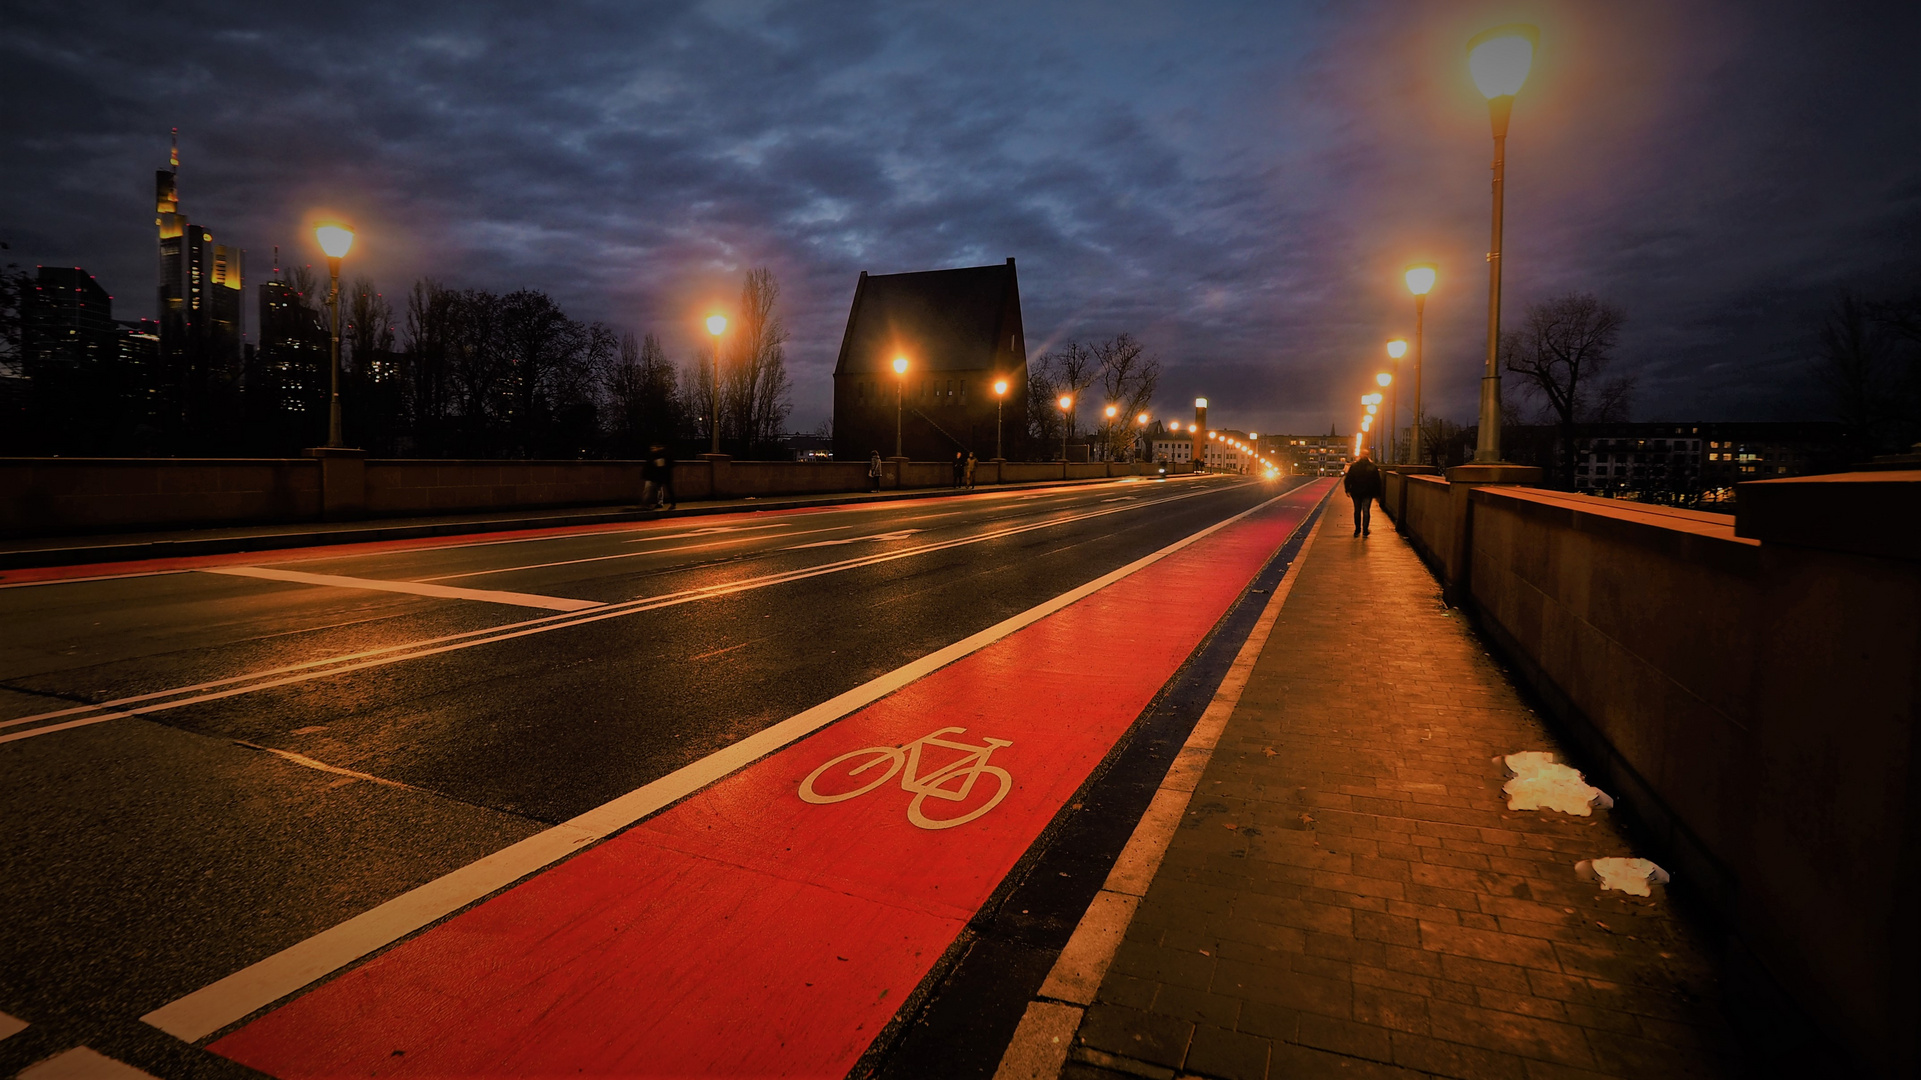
[{"left": 3, "top": 0, "right": 1917, "bottom": 435}]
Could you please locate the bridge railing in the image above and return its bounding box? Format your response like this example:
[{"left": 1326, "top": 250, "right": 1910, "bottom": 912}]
[{"left": 1380, "top": 465, "right": 1921, "bottom": 1076}]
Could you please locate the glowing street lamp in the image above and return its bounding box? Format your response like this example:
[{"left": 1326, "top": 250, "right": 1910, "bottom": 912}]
[
  {"left": 993, "top": 378, "right": 1009, "bottom": 460},
  {"left": 1057, "top": 393, "right": 1074, "bottom": 461},
  {"left": 893, "top": 356, "right": 909, "bottom": 458},
  {"left": 705, "top": 314, "right": 728, "bottom": 454},
  {"left": 1404, "top": 264, "right": 1437, "bottom": 464},
  {"left": 1383, "top": 343, "right": 1406, "bottom": 462},
  {"left": 1468, "top": 24, "right": 1538, "bottom": 463},
  {"left": 314, "top": 223, "right": 354, "bottom": 446}
]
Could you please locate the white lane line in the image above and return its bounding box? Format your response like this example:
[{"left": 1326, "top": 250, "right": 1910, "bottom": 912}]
[
  {"left": 785, "top": 528, "right": 922, "bottom": 550},
  {"left": 0, "top": 1009, "right": 25, "bottom": 1041},
  {"left": 199, "top": 567, "right": 602, "bottom": 612},
  {"left": 140, "top": 489, "right": 1297, "bottom": 1045},
  {"left": 417, "top": 524, "right": 853, "bottom": 582},
  {"left": 621, "top": 524, "right": 789, "bottom": 544},
  {"left": 0, "top": 485, "right": 1232, "bottom": 742},
  {"left": 20, "top": 1047, "right": 158, "bottom": 1080}
]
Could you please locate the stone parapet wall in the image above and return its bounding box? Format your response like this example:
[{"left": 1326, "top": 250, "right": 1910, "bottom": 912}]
[
  {"left": 0, "top": 457, "right": 323, "bottom": 536},
  {"left": 1381, "top": 472, "right": 1921, "bottom": 1076}
]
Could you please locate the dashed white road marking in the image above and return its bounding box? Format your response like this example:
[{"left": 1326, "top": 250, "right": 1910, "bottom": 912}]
[{"left": 200, "top": 566, "right": 601, "bottom": 612}]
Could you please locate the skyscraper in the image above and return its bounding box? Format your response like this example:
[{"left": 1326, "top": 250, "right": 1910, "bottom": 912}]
[{"left": 155, "top": 130, "right": 243, "bottom": 439}]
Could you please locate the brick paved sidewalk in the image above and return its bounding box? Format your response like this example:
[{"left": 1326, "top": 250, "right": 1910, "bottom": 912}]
[{"left": 1063, "top": 491, "right": 1733, "bottom": 1080}]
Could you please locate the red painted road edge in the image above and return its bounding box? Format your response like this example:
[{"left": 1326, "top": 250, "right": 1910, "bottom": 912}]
[{"left": 212, "top": 480, "right": 1333, "bottom": 1078}]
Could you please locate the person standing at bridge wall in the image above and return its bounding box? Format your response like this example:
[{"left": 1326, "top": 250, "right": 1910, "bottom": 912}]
[{"left": 1343, "top": 448, "right": 1382, "bottom": 537}]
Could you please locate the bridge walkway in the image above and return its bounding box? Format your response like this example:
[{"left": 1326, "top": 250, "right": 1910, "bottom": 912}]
[{"left": 1043, "top": 487, "right": 1733, "bottom": 1080}]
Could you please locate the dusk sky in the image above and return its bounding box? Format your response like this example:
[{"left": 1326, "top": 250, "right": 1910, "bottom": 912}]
[{"left": 5, "top": 0, "right": 1918, "bottom": 436}]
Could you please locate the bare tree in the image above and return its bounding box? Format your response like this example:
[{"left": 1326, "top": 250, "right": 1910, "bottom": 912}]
[
  {"left": 1503, "top": 292, "right": 1632, "bottom": 488},
  {"left": 1026, "top": 351, "right": 1062, "bottom": 451},
  {"left": 606, "top": 331, "right": 684, "bottom": 454},
  {"left": 721, "top": 267, "right": 792, "bottom": 454},
  {"left": 345, "top": 277, "right": 396, "bottom": 380},
  {"left": 1094, "top": 333, "right": 1161, "bottom": 460}
]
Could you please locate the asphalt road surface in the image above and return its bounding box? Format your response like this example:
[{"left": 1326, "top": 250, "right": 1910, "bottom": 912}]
[{"left": 0, "top": 472, "right": 1316, "bottom": 1078}]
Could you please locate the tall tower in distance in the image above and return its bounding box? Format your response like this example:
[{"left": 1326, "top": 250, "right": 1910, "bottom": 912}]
[{"left": 155, "top": 129, "right": 244, "bottom": 441}]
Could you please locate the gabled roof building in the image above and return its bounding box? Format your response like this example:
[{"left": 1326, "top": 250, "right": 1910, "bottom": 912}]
[{"left": 831, "top": 259, "right": 1029, "bottom": 461}]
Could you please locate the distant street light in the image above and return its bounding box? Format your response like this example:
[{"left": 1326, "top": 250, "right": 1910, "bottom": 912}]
[
  {"left": 894, "top": 356, "right": 910, "bottom": 458},
  {"left": 314, "top": 224, "right": 354, "bottom": 447},
  {"left": 1384, "top": 342, "right": 1406, "bottom": 462},
  {"left": 993, "top": 378, "right": 1009, "bottom": 460},
  {"left": 1404, "top": 263, "right": 1437, "bottom": 465},
  {"left": 706, "top": 314, "right": 728, "bottom": 454},
  {"left": 1057, "top": 393, "right": 1074, "bottom": 461},
  {"left": 1135, "top": 412, "right": 1149, "bottom": 462},
  {"left": 1468, "top": 24, "right": 1538, "bottom": 463}
]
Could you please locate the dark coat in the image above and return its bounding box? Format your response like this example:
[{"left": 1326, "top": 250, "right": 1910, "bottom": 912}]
[{"left": 1343, "top": 457, "right": 1382, "bottom": 500}]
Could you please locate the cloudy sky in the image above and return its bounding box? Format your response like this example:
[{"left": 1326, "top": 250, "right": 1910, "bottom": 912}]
[{"left": 5, "top": 0, "right": 1918, "bottom": 436}]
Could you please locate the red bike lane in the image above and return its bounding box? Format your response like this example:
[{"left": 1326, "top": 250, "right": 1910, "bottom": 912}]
[{"left": 210, "top": 480, "right": 1333, "bottom": 1078}]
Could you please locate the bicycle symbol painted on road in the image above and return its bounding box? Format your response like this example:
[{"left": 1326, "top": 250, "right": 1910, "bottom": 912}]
[{"left": 799, "top": 726, "right": 1013, "bottom": 830}]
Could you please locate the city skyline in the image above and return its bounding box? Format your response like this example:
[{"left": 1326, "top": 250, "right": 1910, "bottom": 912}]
[{"left": 5, "top": 0, "right": 1919, "bottom": 437}]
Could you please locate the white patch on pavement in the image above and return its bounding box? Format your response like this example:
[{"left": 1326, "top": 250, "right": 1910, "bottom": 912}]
[
  {"left": 20, "top": 1048, "right": 158, "bottom": 1079},
  {"left": 1502, "top": 751, "right": 1614, "bottom": 816},
  {"left": 1577, "top": 857, "right": 1671, "bottom": 896}
]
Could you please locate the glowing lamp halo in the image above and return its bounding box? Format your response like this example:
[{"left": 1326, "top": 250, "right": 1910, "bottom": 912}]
[
  {"left": 1404, "top": 263, "right": 1438, "bottom": 297},
  {"left": 707, "top": 315, "right": 728, "bottom": 336},
  {"left": 1467, "top": 24, "right": 1539, "bottom": 100},
  {"left": 314, "top": 224, "right": 355, "bottom": 259}
]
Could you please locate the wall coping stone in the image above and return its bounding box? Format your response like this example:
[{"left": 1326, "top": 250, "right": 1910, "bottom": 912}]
[{"left": 1735, "top": 469, "right": 1921, "bottom": 562}]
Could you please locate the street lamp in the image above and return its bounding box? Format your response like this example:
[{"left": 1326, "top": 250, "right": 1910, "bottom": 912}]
[
  {"left": 1404, "top": 263, "right": 1437, "bottom": 465},
  {"left": 706, "top": 314, "right": 727, "bottom": 454},
  {"left": 1468, "top": 24, "right": 1538, "bottom": 463},
  {"left": 1135, "top": 412, "right": 1149, "bottom": 462},
  {"left": 314, "top": 223, "right": 354, "bottom": 447},
  {"left": 993, "top": 378, "right": 1009, "bottom": 460},
  {"left": 893, "top": 356, "right": 909, "bottom": 458},
  {"left": 1384, "top": 343, "right": 1406, "bottom": 462},
  {"left": 1057, "top": 393, "right": 1074, "bottom": 461}
]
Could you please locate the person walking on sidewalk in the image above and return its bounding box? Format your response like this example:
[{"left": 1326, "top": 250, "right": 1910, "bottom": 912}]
[
  {"left": 649, "top": 445, "right": 677, "bottom": 510},
  {"left": 868, "top": 450, "right": 884, "bottom": 492},
  {"left": 1343, "top": 448, "right": 1382, "bottom": 537},
  {"left": 964, "top": 451, "right": 977, "bottom": 490},
  {"left": 952, "top": 451, "right": 966, "bottom": 488}
]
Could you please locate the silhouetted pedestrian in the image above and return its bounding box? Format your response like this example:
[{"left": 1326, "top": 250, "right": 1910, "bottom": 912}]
[
  {"left": 952, "top": 451, "right": 965, "bottom": 488},
  {"left": 868, "top": 451, "right": 883, "bottom": 492},
  {"left": 1343, "top": 449, "right": 1381, "bottom": 537},
  {"left": 964, "top": 451, "right": 977, "bottom": 490},
  {"left": 650, "top": 445, "right": 677, "bottom": 510}
]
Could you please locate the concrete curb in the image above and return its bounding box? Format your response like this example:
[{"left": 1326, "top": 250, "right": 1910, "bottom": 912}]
[{"left": 0, "top": 473, "right": 1205, "bottom": 571}]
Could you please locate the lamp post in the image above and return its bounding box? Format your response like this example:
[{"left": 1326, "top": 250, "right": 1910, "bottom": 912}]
[
  {"left": 1136, "top": 412, "right": 1149, "bottom": 462},
  {"left": 1467, "top": 25, "right": 1538, "bottom": 463},
  {"left": 1404, "top": 263, "right": 1436, "bottom": 465},
  {"left": 993, "top": 378, "right": 1009, "bottom": 460},
  {"left": 1057, "top": 394, "right": 1074, "bottom": 461},
  {"left": 1383, "top": 346, "right": 1405, "bottom": 462},
  {"left": 1102, "top": 404, "right": 1119, "bottom": 461},
  {"left": 314, "top": 224, "right": 354, "bottom": 447},
  {"left": 893, "top": 356, "right": 909, "bottom": 458},
  {"left": 706, "top": 314, "right": 727, "bottom": 454}
]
